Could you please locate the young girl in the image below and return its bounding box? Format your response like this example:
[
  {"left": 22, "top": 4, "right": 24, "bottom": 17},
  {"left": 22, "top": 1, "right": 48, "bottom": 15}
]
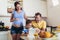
[{"left": 22, "top": 20, "right": 40, "bottom": 40}]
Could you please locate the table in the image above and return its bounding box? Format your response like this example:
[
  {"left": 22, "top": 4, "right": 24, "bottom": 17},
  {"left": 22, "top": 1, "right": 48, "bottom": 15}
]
[{"left": 21, "top": 34, "right": 60, "bottom": 40}]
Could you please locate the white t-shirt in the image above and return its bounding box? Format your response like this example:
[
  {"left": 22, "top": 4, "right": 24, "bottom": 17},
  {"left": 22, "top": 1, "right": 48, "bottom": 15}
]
[{"left": 27, "top": 27, "right": 35, "bottom": 40}]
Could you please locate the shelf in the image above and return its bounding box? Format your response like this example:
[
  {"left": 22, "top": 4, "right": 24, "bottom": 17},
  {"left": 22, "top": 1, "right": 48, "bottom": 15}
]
[
  {"left": 0, "top": 15, "right": 47, "bottom": 19},
  {"left": 0, "top": 15, "right": 10, "bottom": 17}
]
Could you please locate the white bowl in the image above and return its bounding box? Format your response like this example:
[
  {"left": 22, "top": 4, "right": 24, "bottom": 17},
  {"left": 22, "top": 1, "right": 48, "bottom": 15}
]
[{"left": 41, "top": 38, "right": 53, "bottom": 40}]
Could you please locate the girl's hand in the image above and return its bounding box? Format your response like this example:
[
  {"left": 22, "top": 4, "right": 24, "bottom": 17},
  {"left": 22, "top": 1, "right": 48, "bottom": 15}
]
[{"left": 35, "top": 28, "right": 40, "bottom": 33}]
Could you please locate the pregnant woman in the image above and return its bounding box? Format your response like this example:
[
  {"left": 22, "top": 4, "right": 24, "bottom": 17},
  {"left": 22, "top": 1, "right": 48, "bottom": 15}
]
[{"left": 10, "top": 1, "right": 27, "bottom": 40}]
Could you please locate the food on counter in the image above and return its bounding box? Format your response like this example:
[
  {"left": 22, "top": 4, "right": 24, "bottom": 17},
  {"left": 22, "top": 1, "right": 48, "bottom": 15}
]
[
  {"left": 0, "top": 26, "right": 9, "bottom": 31},
  {"left": 57, "top": 25, "right": 60, "bottom": 28},
  {"left": 39, "top": 31, "right": 45, "bottom": 38},
  {"left": 56, "top": 25, "right": 60, "bottom": 32},
  {"left": 4, "top": 26, "right": 9, "bottom": 29},
  {"left": 56, "top": 30, "right": 60, "bottom": 32},
  {"left": 39, "top": 31, "right": 53, "bottom": 38},
  {"left": 34, "top": 33, "right": 38, "bottom": 36},
  {"left": 44, "top": 32, "right": 53, "bottom": 38}
]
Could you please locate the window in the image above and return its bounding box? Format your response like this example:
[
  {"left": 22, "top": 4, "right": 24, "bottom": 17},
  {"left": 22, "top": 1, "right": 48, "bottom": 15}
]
[{"left": 52, "top": 0, "right": 59, "bottom": 6}]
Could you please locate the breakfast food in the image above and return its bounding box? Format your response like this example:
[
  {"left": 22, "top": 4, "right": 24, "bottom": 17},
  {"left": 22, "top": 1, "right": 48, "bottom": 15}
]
[
  {"left": 39, "top": 31, "right": 45, "bottom": 38},
  {"left": 56, "top": 25, "right": 60, "bottom": 32},
  {"left": 34, "top": 33, "right": 38, "bottom": 36},
  {"left": 44, "top": 32, "right": 53, "bottom": 38},
  {"left": 39, "top": 31, "right": 53, "bottom": 38}
]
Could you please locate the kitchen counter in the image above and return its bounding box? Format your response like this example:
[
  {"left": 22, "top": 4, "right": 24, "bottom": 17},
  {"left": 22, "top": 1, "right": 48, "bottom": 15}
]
[{"left": 0, "top": 31, "right": 12, "bottom": 40}]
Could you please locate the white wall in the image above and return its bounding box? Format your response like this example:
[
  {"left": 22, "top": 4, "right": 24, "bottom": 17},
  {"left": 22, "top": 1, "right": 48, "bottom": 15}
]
[
  {"left": 0, "top": 0, "right": 47, "bottom": 28},
  {"left": 47, "top": 0, "right": 60, "bottom": 26},
  {"left": 0, "top": 0, "right": 7, "bottom": 15},
  {"left": 0, "top": 0, "right": 10, "bottom": 16},
  {"left": 23, "top": 0, "right": 47, "bottom": 17}
]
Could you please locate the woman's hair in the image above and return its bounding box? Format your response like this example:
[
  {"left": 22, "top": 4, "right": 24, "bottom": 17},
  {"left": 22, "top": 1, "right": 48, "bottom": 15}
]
[
  {"left": 14, "top": 1, "right": 22, "bottom": 11},
  {"left": 26, "top": 20, "right": 32, "bottom": 25},
  {"left": 35, "top": 12, "right": 42, "bottom": 17}
]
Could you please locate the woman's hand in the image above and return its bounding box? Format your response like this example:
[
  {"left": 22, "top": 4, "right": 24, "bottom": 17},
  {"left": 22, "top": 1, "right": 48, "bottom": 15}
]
[
  {"left": 15, "top": 18, "right": 19, "bottom": 21},
  {"left": 10, "top": 18, "right": 15, "bottom": 22},
  {"left": 13, "top": 24, "right": 20, "bottom": 28}
]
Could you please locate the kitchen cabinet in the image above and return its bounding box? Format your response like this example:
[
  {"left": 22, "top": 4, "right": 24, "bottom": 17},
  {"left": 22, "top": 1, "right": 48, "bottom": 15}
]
[{"left": 0, "top": 31, "right": 12, "bottom": 40}]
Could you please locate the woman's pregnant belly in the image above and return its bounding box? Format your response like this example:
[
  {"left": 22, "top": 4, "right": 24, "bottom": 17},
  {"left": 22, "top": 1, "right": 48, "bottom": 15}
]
[{"left": 13, "top": 19, "right": 23, "bottom": 26}]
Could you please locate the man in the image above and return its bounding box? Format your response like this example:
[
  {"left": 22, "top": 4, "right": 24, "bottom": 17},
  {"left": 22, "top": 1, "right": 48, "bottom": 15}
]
[{"left": 32, "top": 12, "right": 46, "bottom": 31}]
